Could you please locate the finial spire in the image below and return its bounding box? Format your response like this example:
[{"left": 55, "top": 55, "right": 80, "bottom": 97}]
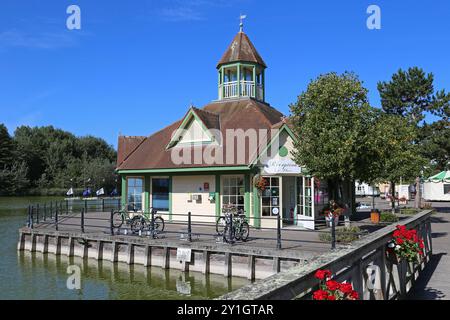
[{"left": 239, "top": 14, "right": 247, "bottom": 32}]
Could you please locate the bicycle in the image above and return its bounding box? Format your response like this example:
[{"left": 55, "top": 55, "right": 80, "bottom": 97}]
[
  {"left": 222, "top": 207, "right": 249, "bottom": 244},
  {"left": 129, "top": 208, "right": 165, "bottom": 237},
  {"left": 111, "top": 203, "right": 137, "bottom": 229},
  {"left": 216, "top": 206, "right": 246, "bottom": 236}
]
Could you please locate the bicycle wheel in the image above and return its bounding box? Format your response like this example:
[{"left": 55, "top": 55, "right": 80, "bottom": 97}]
[
  {"left": 223, "top": 224, "right": 235, "bottom": 244},
  {"left": 153, "top": 216, "right": 165, "bottom": 232},
  {"left": 240, "top": 222, "right": 250, "bottom": 241},
  {"left": 112, "top": 211, "right": 124, "bottom": 228},
  {"left": 130, "top": 216, "right": 145, "bottom": 233},
  {"left": 216, "top": 216, "right": 226, "bottom": 236}
]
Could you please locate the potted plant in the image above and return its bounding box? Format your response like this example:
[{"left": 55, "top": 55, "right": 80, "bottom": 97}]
[
  {"left": 253, "top": 176, "right": 268, "bottom": 194},
  {"left": 322, "top": 200, "right": 344, "bottom": 227},
  {"left": 312, "top": 269, "right": 359, "bottom": 300},
  {"left": 386, "top": 225, "right": 425, "bottom": 264}
]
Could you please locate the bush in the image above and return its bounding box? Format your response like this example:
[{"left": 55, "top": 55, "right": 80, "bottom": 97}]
[
  {"left": 400, "top": 208, "right": 420, "bottom": 215},
  {"left": 380, "top": 212, "right": 399, "bottom": 222},
  {"left": 319, "top": 226, "right": 363, "bottom": 243},
  {"left": 421, "top": 202, "right": 434, "bottom": 210}
]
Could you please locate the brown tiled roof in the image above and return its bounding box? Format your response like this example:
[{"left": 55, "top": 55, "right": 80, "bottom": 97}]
[
  {"left": 117, "top": 136, "right": 147, "bottom": 167},
  {"left": 217, "top": 31, "right": 267, "bottom": 68},
  {"left": 116, "top": 98, "right": 285, "bottom": 170}
]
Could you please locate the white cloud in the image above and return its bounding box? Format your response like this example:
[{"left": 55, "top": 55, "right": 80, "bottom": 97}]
[{"left": 0, "top": 29, "right": 78, "bottom": 49}]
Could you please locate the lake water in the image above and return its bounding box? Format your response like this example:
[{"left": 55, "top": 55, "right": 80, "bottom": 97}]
[{"left": 0, "top": 197, "right": 249, "bottom": 300}]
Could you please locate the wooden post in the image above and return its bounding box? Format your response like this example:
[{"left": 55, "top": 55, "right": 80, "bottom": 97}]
[
  {"left": 247, "top": 255, "right": 256, "bottom": 281},
  {"left": 97, "top": 241, "right": 103, "bottom": 260},
  {"left": 143, "top": 245, "right": 152, "bottom": 267},
  {"left": 224, "top": 252, "right": 232, "bottom": 278},
  {"left": 111, "top": 241, "right": 118, "bottom": 262},
  {"left": 68, "top": 237, "right": 75, "bottom": 257},
  {"left": 126, "top": 244, "right": 134, "bottom": 265},
  {"left": 162, "top": 247, "right": 170, "bottom": 269},
  {"left": 17, "top": 232, "right": 25, "bottom": 251},
  {"left": 272, "top": 256, "right": 280, "bottom": 273},
  {"left": 31, "top": 233, "right": 37, "bottom": 252},
  {"left": 55, "top": 236, "right": 61, "bottom": 255},
  {"left": 42, "top": 235, "right": 49, "bottom": 253},
  {"left": 202, "top": 250, "right": 210, "bottom": 275}
]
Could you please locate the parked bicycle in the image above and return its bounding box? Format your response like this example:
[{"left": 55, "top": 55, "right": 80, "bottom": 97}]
[
  {"left": 129, "top": 208, "right": 165, "bottom": 237},
  {"left": 221, "top": 206, "right": 249, "bottom": 243},
  {"left": 111, "top": 203, "right": 138, "bottom": 228}
]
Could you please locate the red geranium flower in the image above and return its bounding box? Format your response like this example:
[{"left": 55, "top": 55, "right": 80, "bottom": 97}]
[
  {"left": 326, "top": 280, "right": 340, "bottom": 291},
  {"left": 327, "top": 295, "right": 336, "bottom": 300},
  {"left": 313, "top": 289, "right": 329, "bottom": 300},
  {"left": 339, "top": 282, "right": 353, "bottom": 294},
  {"left": 349, "top": 290, "right": 359, "bottom": 300},
  {"left": 396, "top": 237, "right": 404, "bottom": 245},
  {"left": 315, "top": 269, "right": 332, "bottom": 280}
]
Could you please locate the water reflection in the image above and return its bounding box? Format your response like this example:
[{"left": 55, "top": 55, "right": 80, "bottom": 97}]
[{"left": 17, "top": 251, "right": 249, "bottom": 300}]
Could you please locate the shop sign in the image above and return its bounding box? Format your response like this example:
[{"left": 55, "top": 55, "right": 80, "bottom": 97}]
[{"left": 263, "top": 159, "right": 302, "bottom": 175}]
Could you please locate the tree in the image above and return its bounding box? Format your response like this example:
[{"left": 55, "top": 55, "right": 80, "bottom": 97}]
[
  {"left": 0, "top": 124, "right": 13, "bottom": 169},
  {"left": 370, "top": 114, "right": 426, "bottom": 212},
  {"left": 290, "top": 72, "right": 379, "bottom": 214},
  {"left": 377, "top": 67, "right": 450, "bottom": 207}
]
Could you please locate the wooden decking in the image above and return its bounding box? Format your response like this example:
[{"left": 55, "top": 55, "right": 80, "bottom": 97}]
[{"left": 408, "top": 207, "right": 450, "bottom": 300}]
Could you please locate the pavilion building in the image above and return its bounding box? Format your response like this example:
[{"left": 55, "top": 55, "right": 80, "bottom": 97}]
[{"left": 116, "top": 25, "right": 330, "bottom": 229}]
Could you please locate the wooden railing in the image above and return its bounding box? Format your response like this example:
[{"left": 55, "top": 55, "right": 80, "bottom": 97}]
[{"left": 219, "top": 210, "right": 433, "bottom": 300}]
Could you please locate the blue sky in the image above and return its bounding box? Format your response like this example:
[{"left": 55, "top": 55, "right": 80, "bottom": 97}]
[{"left": 1, "top": 0, "right": 449, "bottom": 148}]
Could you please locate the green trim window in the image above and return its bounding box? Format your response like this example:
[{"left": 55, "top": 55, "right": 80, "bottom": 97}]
[
  {"left": 222, "top": 176, "right": 245, "bottom": 211},
  {"left": 127, "top": 177, "right": 144, "bottom": 211},
  {"left": 261, "top": 177, "right": 280, "bottom": 216},
  {"left": 152, "top": 178, "right": 169, "bottom": 211}
]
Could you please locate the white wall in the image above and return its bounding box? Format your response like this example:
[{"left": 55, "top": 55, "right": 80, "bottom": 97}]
[{"left": 172, "top": 175, "right": 216, "bottom": 222}]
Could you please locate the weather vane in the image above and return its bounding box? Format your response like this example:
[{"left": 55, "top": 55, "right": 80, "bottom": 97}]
[{"left": 239, "top": 14, "right": 247, "bottom": 32}]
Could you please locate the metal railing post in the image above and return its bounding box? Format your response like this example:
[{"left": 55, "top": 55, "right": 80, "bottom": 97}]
[
  {"left": 36, "top": 204, "right": 40, "bottom": 224},
  {"left": 27, "top": 206, "right": 32, "bottom": 228},
  {"left": 84, "top": 199, "right": 87, "bottom": 214},
  {"left": 50, "top": 202, "right": 53, "bottom": 219},
  {"left": 151, "top": 209, "right": 155, "bottom": 234},
  {"left": 55, "top": 206, "right": 59, "bottom": 231},
  {"left": 102, "top": 198, "right": 105, "bottom": 212},
  {"left": 188, "top": 212, "right": 192, "bottom": 242},
  {"left": 277, "top": 214, "right": 282, "bottom": 249},
  {"left": 110, "top": 209, "right": 114, "bottom": 235},
  {"left": 81, "top": 208, "right": 85, "bottom": 233},
  {"left": 66, "top": 199, "right": 69, "bottom": 215},
  {"left": 43, "top": 203, "right": 47, "bottom": 221},
  {"left": 331, "top": 216, "right": 336, "bottom": 250},
  {"left": 229, "top": 212, "right": 233, "bottom": 244}
]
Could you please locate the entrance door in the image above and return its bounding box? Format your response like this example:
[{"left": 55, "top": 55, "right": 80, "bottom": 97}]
[
  {"left": 296, "top": 176, "right": 315, "bottom": 230},
  {"left": 282, "top": 176, "right": 296, "bottom": 225}
]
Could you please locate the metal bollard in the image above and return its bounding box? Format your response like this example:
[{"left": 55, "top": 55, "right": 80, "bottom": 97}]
[
  {"left": 55, "top": 206, "right": 59, "bottom": 231},
  {"left": 188, "top": 212, "right": 192, "bottom": 242},
  {"left": 110, "top": 209, "right": 114, "bottom": 235},
  {"left": 81, "top": 208, "right": 85, "bottom": 233},
  {"left": 331, "top": 216, "right": 336, "bottom": 250},
  {"left": 277, "top": 214, "right": 282, "bottom": 249}
]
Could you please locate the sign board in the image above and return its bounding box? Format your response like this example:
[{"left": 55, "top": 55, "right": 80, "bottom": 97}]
[
  {"left": 176, "top": 248, "right": 192, "bottom": 262},
  {"left": 263, "top": 159, "right": 301, "bottom": 175}
]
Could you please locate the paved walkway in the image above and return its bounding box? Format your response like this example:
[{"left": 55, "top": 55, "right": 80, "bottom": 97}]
[{"left": 408, "top": 204, "right": 450, "bottom": 300}]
